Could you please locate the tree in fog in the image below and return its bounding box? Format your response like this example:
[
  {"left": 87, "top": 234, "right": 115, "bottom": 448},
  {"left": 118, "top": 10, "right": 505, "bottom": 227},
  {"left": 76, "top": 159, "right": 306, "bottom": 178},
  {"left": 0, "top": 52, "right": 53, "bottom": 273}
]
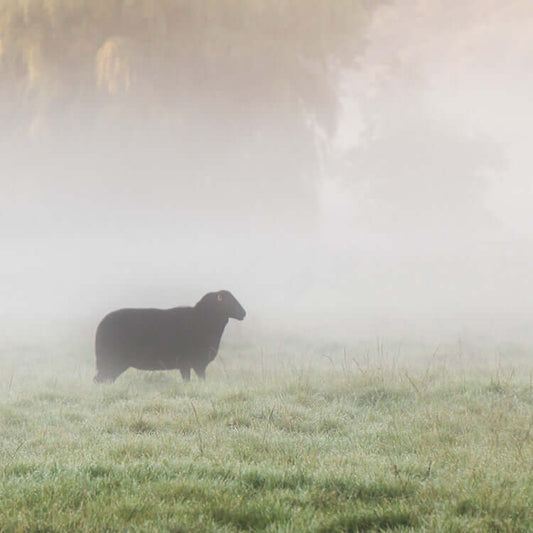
[
  {"left": 0, "top": 0, "right": 386, "bottom": 228},
  {"left": 346, "top": 103, "right": 506, "bottom": 239}
]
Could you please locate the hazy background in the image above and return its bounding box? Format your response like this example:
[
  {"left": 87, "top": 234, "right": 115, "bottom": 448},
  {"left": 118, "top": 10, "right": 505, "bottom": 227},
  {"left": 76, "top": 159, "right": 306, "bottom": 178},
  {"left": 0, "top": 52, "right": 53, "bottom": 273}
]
[{"left": 1, "top": 0, "right": 533, "bottom": 346}]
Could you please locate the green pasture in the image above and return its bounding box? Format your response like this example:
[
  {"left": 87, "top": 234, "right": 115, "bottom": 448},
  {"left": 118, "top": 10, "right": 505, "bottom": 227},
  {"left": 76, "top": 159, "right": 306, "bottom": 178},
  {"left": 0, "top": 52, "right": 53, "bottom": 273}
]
[{"left": 0, "top": 335, "right": 531, "bottom": 531}]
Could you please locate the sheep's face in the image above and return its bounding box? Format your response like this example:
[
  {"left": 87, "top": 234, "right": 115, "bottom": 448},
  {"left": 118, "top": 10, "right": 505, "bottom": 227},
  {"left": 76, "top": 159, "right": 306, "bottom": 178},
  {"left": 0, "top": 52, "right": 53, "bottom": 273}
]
[
  {"left": 215, "top": 290, "right": 246, "bottom": 320},
  {"left": 197, "top": 290, "right": 246, "bottom": 320}
]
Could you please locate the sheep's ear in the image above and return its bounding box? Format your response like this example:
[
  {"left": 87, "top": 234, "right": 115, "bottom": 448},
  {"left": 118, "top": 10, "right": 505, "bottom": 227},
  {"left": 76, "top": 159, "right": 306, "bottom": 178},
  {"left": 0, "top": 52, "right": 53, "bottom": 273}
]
[{"left": 217, "top": 294, "right": 223, "bottom": 302}]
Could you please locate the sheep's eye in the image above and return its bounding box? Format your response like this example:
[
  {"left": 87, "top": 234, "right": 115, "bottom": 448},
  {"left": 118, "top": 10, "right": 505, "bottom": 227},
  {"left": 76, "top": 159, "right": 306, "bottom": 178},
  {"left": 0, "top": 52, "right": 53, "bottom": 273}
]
[{"left": 217, "top": 294, "right": 223, "bottom": 302}]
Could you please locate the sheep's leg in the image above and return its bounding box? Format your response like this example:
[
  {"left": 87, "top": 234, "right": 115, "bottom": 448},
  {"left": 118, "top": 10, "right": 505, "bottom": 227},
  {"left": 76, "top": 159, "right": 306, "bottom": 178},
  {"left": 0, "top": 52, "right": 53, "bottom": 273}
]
[
  {"left": 94, "top": 358, "right": 128, "bottom": 383},
  {"left": 93, "top": 366, "right": 127, "bottom": 383},
  {"left": 180, "top": 367, "right": 191, "bottom": 381},
  {"left": 193, "top": 366, "right": 206, "bottom": 380},
  {"left": 94, "top": 371, "right": 112, "bottom": 383}
]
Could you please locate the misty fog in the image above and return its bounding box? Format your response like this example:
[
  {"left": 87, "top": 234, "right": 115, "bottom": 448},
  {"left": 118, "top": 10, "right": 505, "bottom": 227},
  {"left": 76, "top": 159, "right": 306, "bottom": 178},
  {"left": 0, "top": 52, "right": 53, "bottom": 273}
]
[{"left": 2, "top": 0, "right": 533, "bottom": 347}]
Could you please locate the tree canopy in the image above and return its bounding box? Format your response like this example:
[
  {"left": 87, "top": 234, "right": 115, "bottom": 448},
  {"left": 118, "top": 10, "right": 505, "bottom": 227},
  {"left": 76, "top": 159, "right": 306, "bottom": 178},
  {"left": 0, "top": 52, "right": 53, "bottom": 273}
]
[{"left": 1, "top": 1, "right": 385, "bottom": 227}]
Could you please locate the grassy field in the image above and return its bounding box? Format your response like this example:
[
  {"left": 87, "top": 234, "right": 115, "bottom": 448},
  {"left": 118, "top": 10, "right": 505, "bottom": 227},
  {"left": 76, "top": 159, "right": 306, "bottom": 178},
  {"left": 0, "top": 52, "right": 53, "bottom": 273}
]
[{"left": 0, "top": 333, "right": 532, "bottom": 532}]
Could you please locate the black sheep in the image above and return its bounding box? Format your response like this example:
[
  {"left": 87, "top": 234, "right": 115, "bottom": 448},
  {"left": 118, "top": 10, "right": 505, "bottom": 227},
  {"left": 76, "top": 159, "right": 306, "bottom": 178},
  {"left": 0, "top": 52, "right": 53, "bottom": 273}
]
[{"left": 94, "top": 290, "right": 246, "bottom": 382}]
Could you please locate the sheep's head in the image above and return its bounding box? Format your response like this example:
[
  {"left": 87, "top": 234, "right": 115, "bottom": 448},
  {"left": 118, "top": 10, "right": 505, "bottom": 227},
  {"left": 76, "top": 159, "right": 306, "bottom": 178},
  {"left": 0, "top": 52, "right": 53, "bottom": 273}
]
[{"left": 196, "top": 290, "right": 246, "bottom": 320}]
